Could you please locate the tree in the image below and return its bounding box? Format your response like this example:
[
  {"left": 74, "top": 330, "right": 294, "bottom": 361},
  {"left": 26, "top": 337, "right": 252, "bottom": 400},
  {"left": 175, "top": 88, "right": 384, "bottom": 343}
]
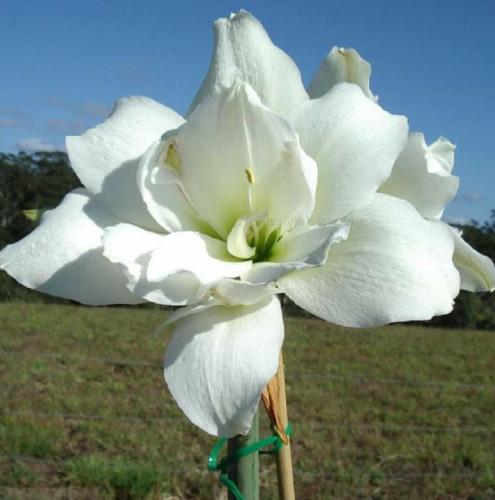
[
  {"left": 0, "top": 151, "right": 80, "bottom": 246},
  {"left": 0, "top": 151, "right": 80, "bottom": 301}
]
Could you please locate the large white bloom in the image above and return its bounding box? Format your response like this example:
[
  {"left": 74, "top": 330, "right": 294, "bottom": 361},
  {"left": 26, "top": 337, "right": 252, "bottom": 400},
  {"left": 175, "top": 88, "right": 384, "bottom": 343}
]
[{"left": 1, "top": 10, "right": 493, "bottom": 437}]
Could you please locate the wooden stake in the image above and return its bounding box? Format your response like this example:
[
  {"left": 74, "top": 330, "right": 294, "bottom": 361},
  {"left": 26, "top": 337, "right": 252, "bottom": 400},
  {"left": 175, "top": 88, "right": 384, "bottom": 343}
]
[
  {"left": 274, "top": 353, "right": 295, "bottom": 500},
  {"left": 227, "top": 411, "right": 260, "bottom": 500}
]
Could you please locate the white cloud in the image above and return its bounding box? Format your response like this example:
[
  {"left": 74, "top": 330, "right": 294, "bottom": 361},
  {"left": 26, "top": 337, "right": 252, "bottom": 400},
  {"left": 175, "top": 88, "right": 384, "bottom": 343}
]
[
  {"left": 0, "top": 119, "right": 18, "bottom": 127},
  {"left": 80, "top": 101, "right": 110, "bottom": 118},
  {"left": 16, "top": 137, "right": 60, "bottom": 153},
  {"left": 0, "top": 106, "right": 30, "bottom": 119},
  {"left": 45, "top": 97, "right": 110, "bottom": 119},
  {"left": 47, "top": 118, "right": 87, "bottom": 134},
  {"left": 0, "top": 107, "right": 31, "bottom": 128}
]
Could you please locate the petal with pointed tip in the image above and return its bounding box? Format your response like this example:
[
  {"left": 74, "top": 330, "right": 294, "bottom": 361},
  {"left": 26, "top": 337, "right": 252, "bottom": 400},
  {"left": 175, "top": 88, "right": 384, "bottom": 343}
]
[
  {"left": 449, "top": 226, "right": 495, "bottom": 292},
  {"left": 189, "top": 10, "right": 307, "bottom": 117},
  {"left": 308, "top": 47, "right": 376, "bottom": 100}
]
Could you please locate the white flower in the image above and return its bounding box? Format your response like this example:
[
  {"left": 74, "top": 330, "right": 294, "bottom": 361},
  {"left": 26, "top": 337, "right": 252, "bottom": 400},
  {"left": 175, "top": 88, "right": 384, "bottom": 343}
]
[
  {"left": 1, "top": 10, "right": 493, "bottom": 437},
  {"left": 380, "top": 132, "right": 495, "bottom": 292}
]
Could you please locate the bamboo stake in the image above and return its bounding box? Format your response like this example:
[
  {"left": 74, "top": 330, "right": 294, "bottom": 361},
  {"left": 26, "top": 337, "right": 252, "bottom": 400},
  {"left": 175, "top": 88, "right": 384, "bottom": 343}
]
[
  {"left": 275, "top": 352, "right": 295, "bottom": 500},
  {"left": 227, "top": 411, "right": 260, "bottom": 500}
]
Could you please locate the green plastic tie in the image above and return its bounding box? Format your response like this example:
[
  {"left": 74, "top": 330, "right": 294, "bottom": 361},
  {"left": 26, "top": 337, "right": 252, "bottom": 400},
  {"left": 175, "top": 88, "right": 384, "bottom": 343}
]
[{"left": 208, "top": 423, "right": 293, "bottom": 500}]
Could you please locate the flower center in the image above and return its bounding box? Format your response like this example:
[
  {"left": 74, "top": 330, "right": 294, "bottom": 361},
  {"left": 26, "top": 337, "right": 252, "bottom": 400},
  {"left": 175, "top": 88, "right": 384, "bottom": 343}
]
[
  {"left": 226, "top": 212, "right": 282, "bottom": 262},
  {"left": 251, "top": 224, "right": 282, "bottom": 263}
]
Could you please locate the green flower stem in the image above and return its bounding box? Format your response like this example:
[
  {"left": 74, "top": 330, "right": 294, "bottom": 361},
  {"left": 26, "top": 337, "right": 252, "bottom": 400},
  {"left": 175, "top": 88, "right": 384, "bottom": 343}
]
[{"left": 227, "top": 411, "right": 260, "bottom": 500}]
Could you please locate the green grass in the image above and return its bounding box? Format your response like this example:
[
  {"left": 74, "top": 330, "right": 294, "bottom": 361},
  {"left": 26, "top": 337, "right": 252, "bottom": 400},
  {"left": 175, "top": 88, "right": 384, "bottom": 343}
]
[
  {"left": 0, "top": 302, "right": 494, "bottom": 499},
  {"left": 65, "top": 455, "right": 166, "bottom": 498}
]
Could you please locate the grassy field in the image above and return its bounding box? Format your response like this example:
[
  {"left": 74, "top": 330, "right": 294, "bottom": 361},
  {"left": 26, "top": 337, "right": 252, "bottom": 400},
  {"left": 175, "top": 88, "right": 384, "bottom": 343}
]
[{"left": 0, "top": 302, "right": 494, "bottom": 499}]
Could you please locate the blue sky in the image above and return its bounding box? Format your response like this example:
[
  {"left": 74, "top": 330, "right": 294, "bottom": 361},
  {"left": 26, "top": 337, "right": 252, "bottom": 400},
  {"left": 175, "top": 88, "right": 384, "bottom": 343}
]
[{"left": 1, "top": 0, "right": 493, "bottom": 223}]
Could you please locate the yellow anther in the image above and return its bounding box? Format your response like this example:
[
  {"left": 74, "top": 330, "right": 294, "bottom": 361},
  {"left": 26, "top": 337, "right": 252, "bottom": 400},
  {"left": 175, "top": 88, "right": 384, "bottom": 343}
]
[
  {"left": 165, "top": 141, "right": 181, "bottom": 171},
  {"left": 281, "top": 149, "right": 292, "bottom": 160},
  {"left": 245, "top": 167, "right": 255, "bottom": 184}
]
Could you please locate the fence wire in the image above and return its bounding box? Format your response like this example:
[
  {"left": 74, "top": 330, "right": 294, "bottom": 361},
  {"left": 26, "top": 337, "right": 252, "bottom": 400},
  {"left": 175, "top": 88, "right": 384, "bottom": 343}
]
[
  {"left": 1, "top": 410, "right": 494, "bottom": 435},
  {"left": 1, "top": 349, "right": 493, "bottom": 493},
  {"left": 2, "top": 349, "right": 494, "bottom": 438},
  {"left": 1, "top": 348, "right": 494, "bottom": 391},
  {"left": 0, "top": 453, "right": 487, "bottom": 483}
]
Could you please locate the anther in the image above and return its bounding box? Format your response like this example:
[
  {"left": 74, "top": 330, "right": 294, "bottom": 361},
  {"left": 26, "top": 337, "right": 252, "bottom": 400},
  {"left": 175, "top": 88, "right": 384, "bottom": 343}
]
[
  {"left": 245, "top": 167, "right": 255, "bottom": 184},
  {"left": 165, "top": 140, "right": 181, "bottom": 171}
]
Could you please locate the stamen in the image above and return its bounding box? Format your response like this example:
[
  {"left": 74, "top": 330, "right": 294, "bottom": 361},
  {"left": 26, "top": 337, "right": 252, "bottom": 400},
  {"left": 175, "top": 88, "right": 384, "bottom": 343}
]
[
  {"left": 245, "top": 167, "right": 255, "bottom": 184},
  {"left": 165, "top": 141, "right": 181, "bottom": 171},
  {"left": 281, "top": 149, "right": 292, "bottom": 161}
]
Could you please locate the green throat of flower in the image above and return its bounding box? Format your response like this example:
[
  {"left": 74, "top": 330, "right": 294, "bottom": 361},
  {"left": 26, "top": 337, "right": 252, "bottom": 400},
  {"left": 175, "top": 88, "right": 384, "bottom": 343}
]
[
  {"left": 226, "top": 210, "right": 283, "bottom": 262},
  {"left": 249, "top": 223, "right": 282, "bottom": 263}
]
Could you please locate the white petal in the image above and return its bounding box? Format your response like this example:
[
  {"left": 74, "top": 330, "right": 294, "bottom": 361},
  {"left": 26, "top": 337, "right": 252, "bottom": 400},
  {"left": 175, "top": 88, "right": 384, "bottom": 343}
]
[
  {"left": 272, "top": 222, "right": 350, "bottom": 263},
  {"left": 0, "top": 189, "right": 141, "bottom": 305},
  {"left": 279, "top": 194, "right": 460, "bottom": 327},
  {"left": 102, "top": 223, "right": 180, "bottom": 305},
  {"left": 66, "top": 96, "right": 184, "bottom": 230},
  {"left": 449, "top": 226, "right": 495, "bottom": 292},
  {"left": 147, "top": 232, "right": 252, "bottom": 284},
  {"left": 243, "top": 222, "right": 350, "bottom": 284},
  {"left": 103, "top": 225, "right": 251, "bottom": 305},
  {"left": 380, "top": 133, "right": 459, "bottom": 220},
  {"left": 162, "top": 301, "right": 221, "bottom": 326},
  {"left": 308, "top": 47, "right": 376, "bottom": 101},
  {"left": 173, "top": 82, "right": 317, "bottom": 238},
  {"left": 212, "top": 279, "right": 275, "bottom": 305},
  {"left": 290, "top": 83, "right": 408, "bottom": 223},
  {"left": 137, "top": 139, "right": 211, "bottom": 233},
  {"left": 162, "top": 279, "right": 275, "bottom": 327},
  {"left": 243, "top": 261, "right": 296, "bottom": 286},
  {"left": 164, "top": 296, "right": 284, "bottom": 437},
  {"left": 189, "top": 10, "right": 307, "bottom": 117},
  {"left": 226, "top": 213, "right": 258, "bottom": 259},
  {"left": 429, "top": 137, "right": 455, "bottom": 174}
]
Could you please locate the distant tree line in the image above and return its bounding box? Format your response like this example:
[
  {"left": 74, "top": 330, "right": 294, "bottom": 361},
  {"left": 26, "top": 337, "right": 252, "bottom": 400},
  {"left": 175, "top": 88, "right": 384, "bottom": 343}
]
[
  {"left": 0, "top": 151, "right": 80, "bottom": 247},
  {"left": 431, "top": 212, "right": 495, "bottom": 330},
  {"left": 0, "top": 151, "right": 494, "bottom": 330}
]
